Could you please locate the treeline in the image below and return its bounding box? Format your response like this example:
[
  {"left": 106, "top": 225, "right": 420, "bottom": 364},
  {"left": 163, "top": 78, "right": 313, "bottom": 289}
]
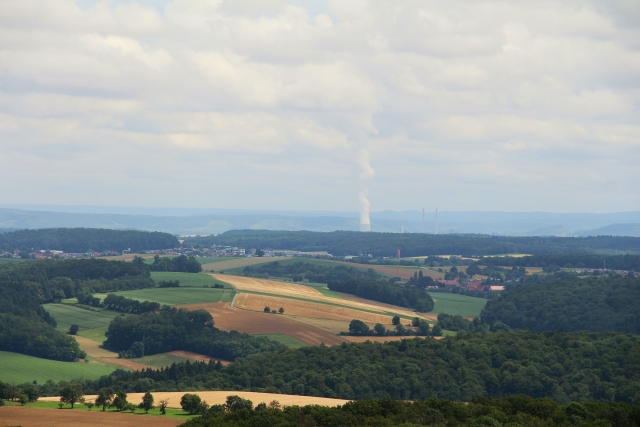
[
  {"left": 146, "top": 255, "right": 202, "bottom": 273},
  {"left": 328, "top": 277, "right": 434, "bottom": 312},
  {"left": 0, "top": 258, "right": 153, "bottom": 361},
  {"left": 481, "top": 275, "right": 640, "bottom": 334},
  {"left": 0, "top": 228, "right": 179, "bottom": 253},
  {"left": 0, "top": 313, "right": 85, "bottom": 361},
  {"left": 242, "top": 261, "right": 379, "bottom": 282},
  {"left": 477, "top": 254, "right": 640, "bottom": 270},
  {"left": 181, "top": 395, "right": 640, "bottom": 427},
  {"left": 184, "top": 230, "right": 640, "bottom": 257},
  {"left": 103, "top": 306, "right": 284, "bottom": 361},
  {"left": 103, "top": 294, "right": 160, "bottom": 314},
  {"left": 77, "top": 331, "right": 640, "bottom": 403}
]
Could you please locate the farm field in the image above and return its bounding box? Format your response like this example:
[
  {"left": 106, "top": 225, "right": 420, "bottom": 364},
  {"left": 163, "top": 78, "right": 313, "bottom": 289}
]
[
  {"left": 39, "top": 390, "right": 350, "bottom": 409},
  {"left": 0, "top": 351, "right": 116, "bottom": 384},
  {"left": 177, "top": 302, "right": 346, "bottom": 346},
  {"left": 150, "top": 271, "right": 232, "bottom": 288},
  {"left": 43, "top": 303, "right": 119, "bottom": 333},
  {"left": 0, "top": 406, "right": 185, "bottom": 426},
  {"left": 94, "top": 287, "right": 233, "bottom": 306},
  {"left": 131, "top": 352, "right": 194, "bottom": 368},
  {"left": 201, "top": 256, "right": 288, "bottom": 272},
  {"left": 253, "top": 333, "right": 308, "bottom": 349},
  {"left": 0, "top": 258, "right": 26, "bottom": 264},
  {"left": 195, "top": 256, "right": 243, "bottom": 264},
  {"left": 429, "top": 292, "right": 488, "bottom": 317},
  {"left": 78, "top": 325, "right": 109, "bottom": 342}
]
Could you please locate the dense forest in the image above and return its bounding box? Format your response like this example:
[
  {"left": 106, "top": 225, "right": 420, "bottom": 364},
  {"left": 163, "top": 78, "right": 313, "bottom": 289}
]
[
  {"left": 481, "top": 275, "right": 640, "bottom": 334},
  {"left": 185, "top": 230, "right": 640, "bottom": 256},
  {"left": 0, "top": 258, "right": 153, "bottom": 361},
  {"left": 328, "top": 277, "right": 434, "bottom": 312},
  {"left": 146, "top": 254, "right": 202, "bottom": 272},
  {"left": 180, "top": 396, "right": 640, "bottom": 427},
  {"left": 0, "top": 228, "right": 178, "bottom": 253},
  {"left": 77, "top": 331, "right": 640, "bottom": 403},
  {"left": 477, "top": 254, "right": 640, "bottom": 270},
  {"left": 103, "top": 306, "right": 285, "bottom": 361}
]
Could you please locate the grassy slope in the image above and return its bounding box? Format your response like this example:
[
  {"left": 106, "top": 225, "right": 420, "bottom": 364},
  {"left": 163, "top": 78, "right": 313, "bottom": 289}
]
[
  {"left": 151, "top": 271, "right": 232, "bottom": 288},
  {"left": 78, "top": 326, "right": 109, "bottom": 342},
  {"left": 0, "top": 351, "right": 115, "bottom": 384},
  {"left": 429, "top": 292, "right": 488, "bottom": 317},
  {"left": 132, "top": 353, "right": 193, "bottom": 368},
  {"left": 43, "top": 304, "right": 120, "bottom": 333}
]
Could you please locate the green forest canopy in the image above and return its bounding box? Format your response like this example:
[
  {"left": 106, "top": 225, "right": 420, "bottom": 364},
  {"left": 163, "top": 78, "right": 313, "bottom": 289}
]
[
  {"left": 184, "top": 230, "right": 640, "bottom": 257},
  {"left": 0, "top": 228, "right": 179, "bottom": 253}
]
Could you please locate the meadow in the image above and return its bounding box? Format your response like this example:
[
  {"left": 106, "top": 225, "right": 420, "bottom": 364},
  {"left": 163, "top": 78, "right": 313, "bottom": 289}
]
[
  {"left": 253, "top": 333, "right": 308, "bottom": 349},
  {"left": 132, "top": 352, "right": 194, "bottom": 368},
  {"left": 0, "top": 351, "right": 115, "bottom": 384},
  {"left": 94, "top": 287, "right": 234, "bottom": 306},
  {"left": 429, "top": 292, "right": 488, "bottom": 317},
  {"left": 150, "top": 271, "right": 232, "bottom": 288},
  {"left": 43, "top": 303, "right": 120, "bottom": 333}
]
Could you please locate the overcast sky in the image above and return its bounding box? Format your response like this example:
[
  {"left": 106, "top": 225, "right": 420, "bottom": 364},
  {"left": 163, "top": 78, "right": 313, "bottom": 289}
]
[{"left": 1, "top": 0, "right": 639, "bottom": 213}]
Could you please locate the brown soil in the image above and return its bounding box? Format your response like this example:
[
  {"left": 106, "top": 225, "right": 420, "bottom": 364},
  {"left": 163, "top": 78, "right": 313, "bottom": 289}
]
[
  {"left": 0, "top": 406, "right": 182, "bottom": 427},
  {"left": 168, "top": 350, "right": 231, "bottom": 365},
  {"left": 178, "top": 302, "right": 345, "bottom": 346},
  {"left": 40, "top": 391, "right": 349, "bottom": 408},
  {"left": 234, "top": 293, "right": 395, "bottom": 324}
]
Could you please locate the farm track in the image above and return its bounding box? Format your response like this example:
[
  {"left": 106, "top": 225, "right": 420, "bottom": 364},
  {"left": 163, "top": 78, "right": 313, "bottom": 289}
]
[
  {"left": 178, "top": 302, "right": 345, "bottom": 346},
  {"left": 0, "top": 406, "right": 182, "bottom": 427}
]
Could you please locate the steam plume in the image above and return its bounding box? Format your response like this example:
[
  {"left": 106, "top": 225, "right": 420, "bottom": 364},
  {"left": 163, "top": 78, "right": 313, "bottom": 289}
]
[{"left": 358, "top": 150, "right": 374, "bottom": 232}]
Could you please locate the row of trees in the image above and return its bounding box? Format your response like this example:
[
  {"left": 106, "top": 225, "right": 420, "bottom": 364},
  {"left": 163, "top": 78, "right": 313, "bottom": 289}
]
[
  {"left": 73, "top": 330, "right": 640, "bottom": 403},
  {"left": 0, "top": 228, "right": 178, "bottom": 253},
  {"left": 242, "top": 261, "right": 378, "bottom": 283},
  {"left": 103, "top": 306, "right": 285, "bottom": 360},
  {"left": 476, "top": 254, "right": 640, "bottom": 271},
  {"left": 344, "top": 318, "right": 433, "bottom": 337},
  {"left": 185, "top": 229, "right": 640, "bottom": 257},
  {"left": 145, "top": 255, "right": 202, "bottom": 273},
  {"left": 328, "top": 277, "right": 434, "bottom": 312}
]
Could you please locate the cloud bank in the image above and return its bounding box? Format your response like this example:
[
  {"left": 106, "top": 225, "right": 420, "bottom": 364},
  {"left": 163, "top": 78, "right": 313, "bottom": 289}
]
[{"left": 0, "top": 0, "right": 638, "bottom": 212}]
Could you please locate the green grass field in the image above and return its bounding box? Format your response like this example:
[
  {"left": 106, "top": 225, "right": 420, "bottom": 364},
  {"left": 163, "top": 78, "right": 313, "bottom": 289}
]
[
  {"left": 429, "top": 292, "right": 488, "bottom": 317},
  {"left": 43, "top": 304, "right": 120, "bottom": 333},
  {"left": 132, "top": 352, "right": 193, "bottom": 368},
  {"left": 0, "top": 351, "right": 116, "bottom": 384},
  {"left": 94, "top": 287, "right": 235, "bottom": 306},
  {"left": 195, "top": 256, "right": 243, "bottom": 264},
  {"left": 78, "top": 325, "right": 109, "bottom": 342},
  {"left": 0, "top": 258, "right": 27, "bottom": 265},
  {"left": 151, "top": 271, "right": 232, "bottom": 288},
  {"left": 22, "top": 401, "right": 198, "bottom": 420},
  {"left": 253, "top": 333, "right": 308, "bottom": 349}
]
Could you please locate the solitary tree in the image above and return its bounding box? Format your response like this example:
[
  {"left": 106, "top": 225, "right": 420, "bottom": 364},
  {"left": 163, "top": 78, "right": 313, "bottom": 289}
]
[
  {"left": 181, "top": 393, "right": 203, "bottom": 414},
  {"left": 60, "top": 384, "right": 83, "bottom": 408},
  {"left": 86, "top": 402, "right": 94, "bottom": 411},
  {"left": 374, "top": 323, "right": 386, "bottom": 336},
  {"left": 392, "top": 315, "right": 401, "bottom": 325},
  {"left": 69, "top": 324, "right": 79, "bottom": 335},
  {"left": 224, "top": 395, "right": 253, "bottom": 412},
  {"left": 95, "top": 387, "right": 115, "bottom": 411},
  {"left": 140, "top": 392, "right": 154, "bottom": 413},
  {"left": 112, "top": 392, "right": 128, "bottom": 411},
  {"left": 263, "top": 306, "right": 271, "bottom": 313},
  {"left": 278, "top": 307, "right": 284, "bottom": 314},
  {"left": 268, "top": 400, "right": 281, "bottom": 409},
  {"left": 348, "top": 319, "right": 370, "bottom": 336},
  {"left": 158, "top": 399, "right": 169, "bottom": 415},
  {"left": 411, "top": 317, "right": 421, "bottom": 327},
  {"left": 18, "top": 393, "right": 28, "bottom": 406}
]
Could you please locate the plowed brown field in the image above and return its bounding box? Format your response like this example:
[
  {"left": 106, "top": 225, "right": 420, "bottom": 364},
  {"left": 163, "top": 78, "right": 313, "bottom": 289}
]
[
  {"left": 0, "top": 406, "right": 182, "bottom": 427},
  {"left": 40, "top": 391, "right": 349, "bottom": 408},
  {"left": 235, "top": 293, "right": 395, "bottom": 324},
  {"left": 202, "top": 257, "right": 288, "bottom": 271},
  {"left": 178, "top": 302, "right": 345, "bottom": 346}
]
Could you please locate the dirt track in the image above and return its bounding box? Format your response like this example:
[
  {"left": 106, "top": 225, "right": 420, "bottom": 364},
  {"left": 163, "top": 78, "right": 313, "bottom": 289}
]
[
  {"left": 178, "top": 302, "right": 345, "bottom": 346},
  {"left": 0, "top": 406, "right": 182, "bottom": 427}
]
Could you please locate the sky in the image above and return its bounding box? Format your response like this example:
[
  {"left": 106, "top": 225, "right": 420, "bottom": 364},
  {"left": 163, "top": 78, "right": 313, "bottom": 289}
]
[{"left": 1, "top": 0, "right": 639, "bottom": 213}]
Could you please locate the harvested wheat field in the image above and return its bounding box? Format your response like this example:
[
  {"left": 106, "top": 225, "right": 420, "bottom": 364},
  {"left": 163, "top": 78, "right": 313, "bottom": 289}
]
[
  {"left": 178, "top": 302, "right": 345, "bottom": 346},
  {"left": 285, "top": 317, "right": 354, "bottom": 334},
  {"left": 202, "top": 257, "right": 288, "bottom": 272},
  {"left": 215, "top": 275, "right": 422, "bottom": 319},
  {"left": 235, "top": 293, "right": 395, "bottom": 324},
  {"left": 0, "top": 406, "right": 182, "bottom": 427}
]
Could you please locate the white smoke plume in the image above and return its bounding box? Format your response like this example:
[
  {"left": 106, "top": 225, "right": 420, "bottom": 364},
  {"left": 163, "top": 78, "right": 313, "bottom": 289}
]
[{"left": 358, "top": 150, "right": 375, "bottom": 232}]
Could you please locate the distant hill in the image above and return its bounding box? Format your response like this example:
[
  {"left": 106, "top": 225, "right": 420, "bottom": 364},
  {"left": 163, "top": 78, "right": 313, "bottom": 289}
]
[
  {"left": 0, "top": 228, "right": 179, "bottom": 253},
  {"left": 575, "top": 223, "right": 640, "bottom": 237}
]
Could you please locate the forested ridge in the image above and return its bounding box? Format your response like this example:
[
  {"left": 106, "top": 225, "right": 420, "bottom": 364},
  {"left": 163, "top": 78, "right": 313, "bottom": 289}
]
[
  {"left": 78, "top": 331, "right": 640, "bottom": 404},
  {"left": 477, "top": 254, "right": 640, "bottom": 270},
  {"left": 0, "top": 259, "right": 153, "bottom": 361},
  {"left": 185, "top": 230, "right": 640, "bottom": 256},
  {"left": 481, "top": 275, "right": 640, "bottom": 334},
  {"left": 180, "top": 396, "right": 640, "bottom": 427},
  {"left": 103, "top": 306, "right": 285, "bottom": 361},
  {"left": 0, "top": 227, "right": 179, "bottom": 252}
]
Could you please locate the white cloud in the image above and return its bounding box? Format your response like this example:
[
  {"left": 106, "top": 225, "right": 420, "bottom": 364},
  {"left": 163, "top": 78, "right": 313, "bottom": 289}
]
[{"left": 0, "top": 0, "right": 638, "bottom": 212}]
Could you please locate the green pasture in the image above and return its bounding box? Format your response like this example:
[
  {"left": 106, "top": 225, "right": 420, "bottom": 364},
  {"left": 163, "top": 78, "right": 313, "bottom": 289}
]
[
  {"left": 0, "top": 258, "right": 26, "bottom": 265},
  {"left": 151, "top": 271, "right": 232, "bottom": 288},
  {"left": 94, "top": 287, "right": 234, "bottom": 306},
  {"left": 195, "top": 256, "right": 243, "bottom": 264},
  {"left": 429, "top": 292, "right": 488, "bottom": 317},
  {"left": 132, "top": 352, "right": 193, "bottom": 368},
  {"left": 22, "top": 401, "right": 198, "bottom": 420},
  {"left": 0, "top": 351, "right": 116, "bottom": 384},
  {"left": 43, "top": 304, "right": 119, "bottom": 333},
  {"left": 78, "top": 326, "right": 109, "bottom": 343},
  {"left": 253, "top": 333, "right": 308, "bottom": 349}
]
